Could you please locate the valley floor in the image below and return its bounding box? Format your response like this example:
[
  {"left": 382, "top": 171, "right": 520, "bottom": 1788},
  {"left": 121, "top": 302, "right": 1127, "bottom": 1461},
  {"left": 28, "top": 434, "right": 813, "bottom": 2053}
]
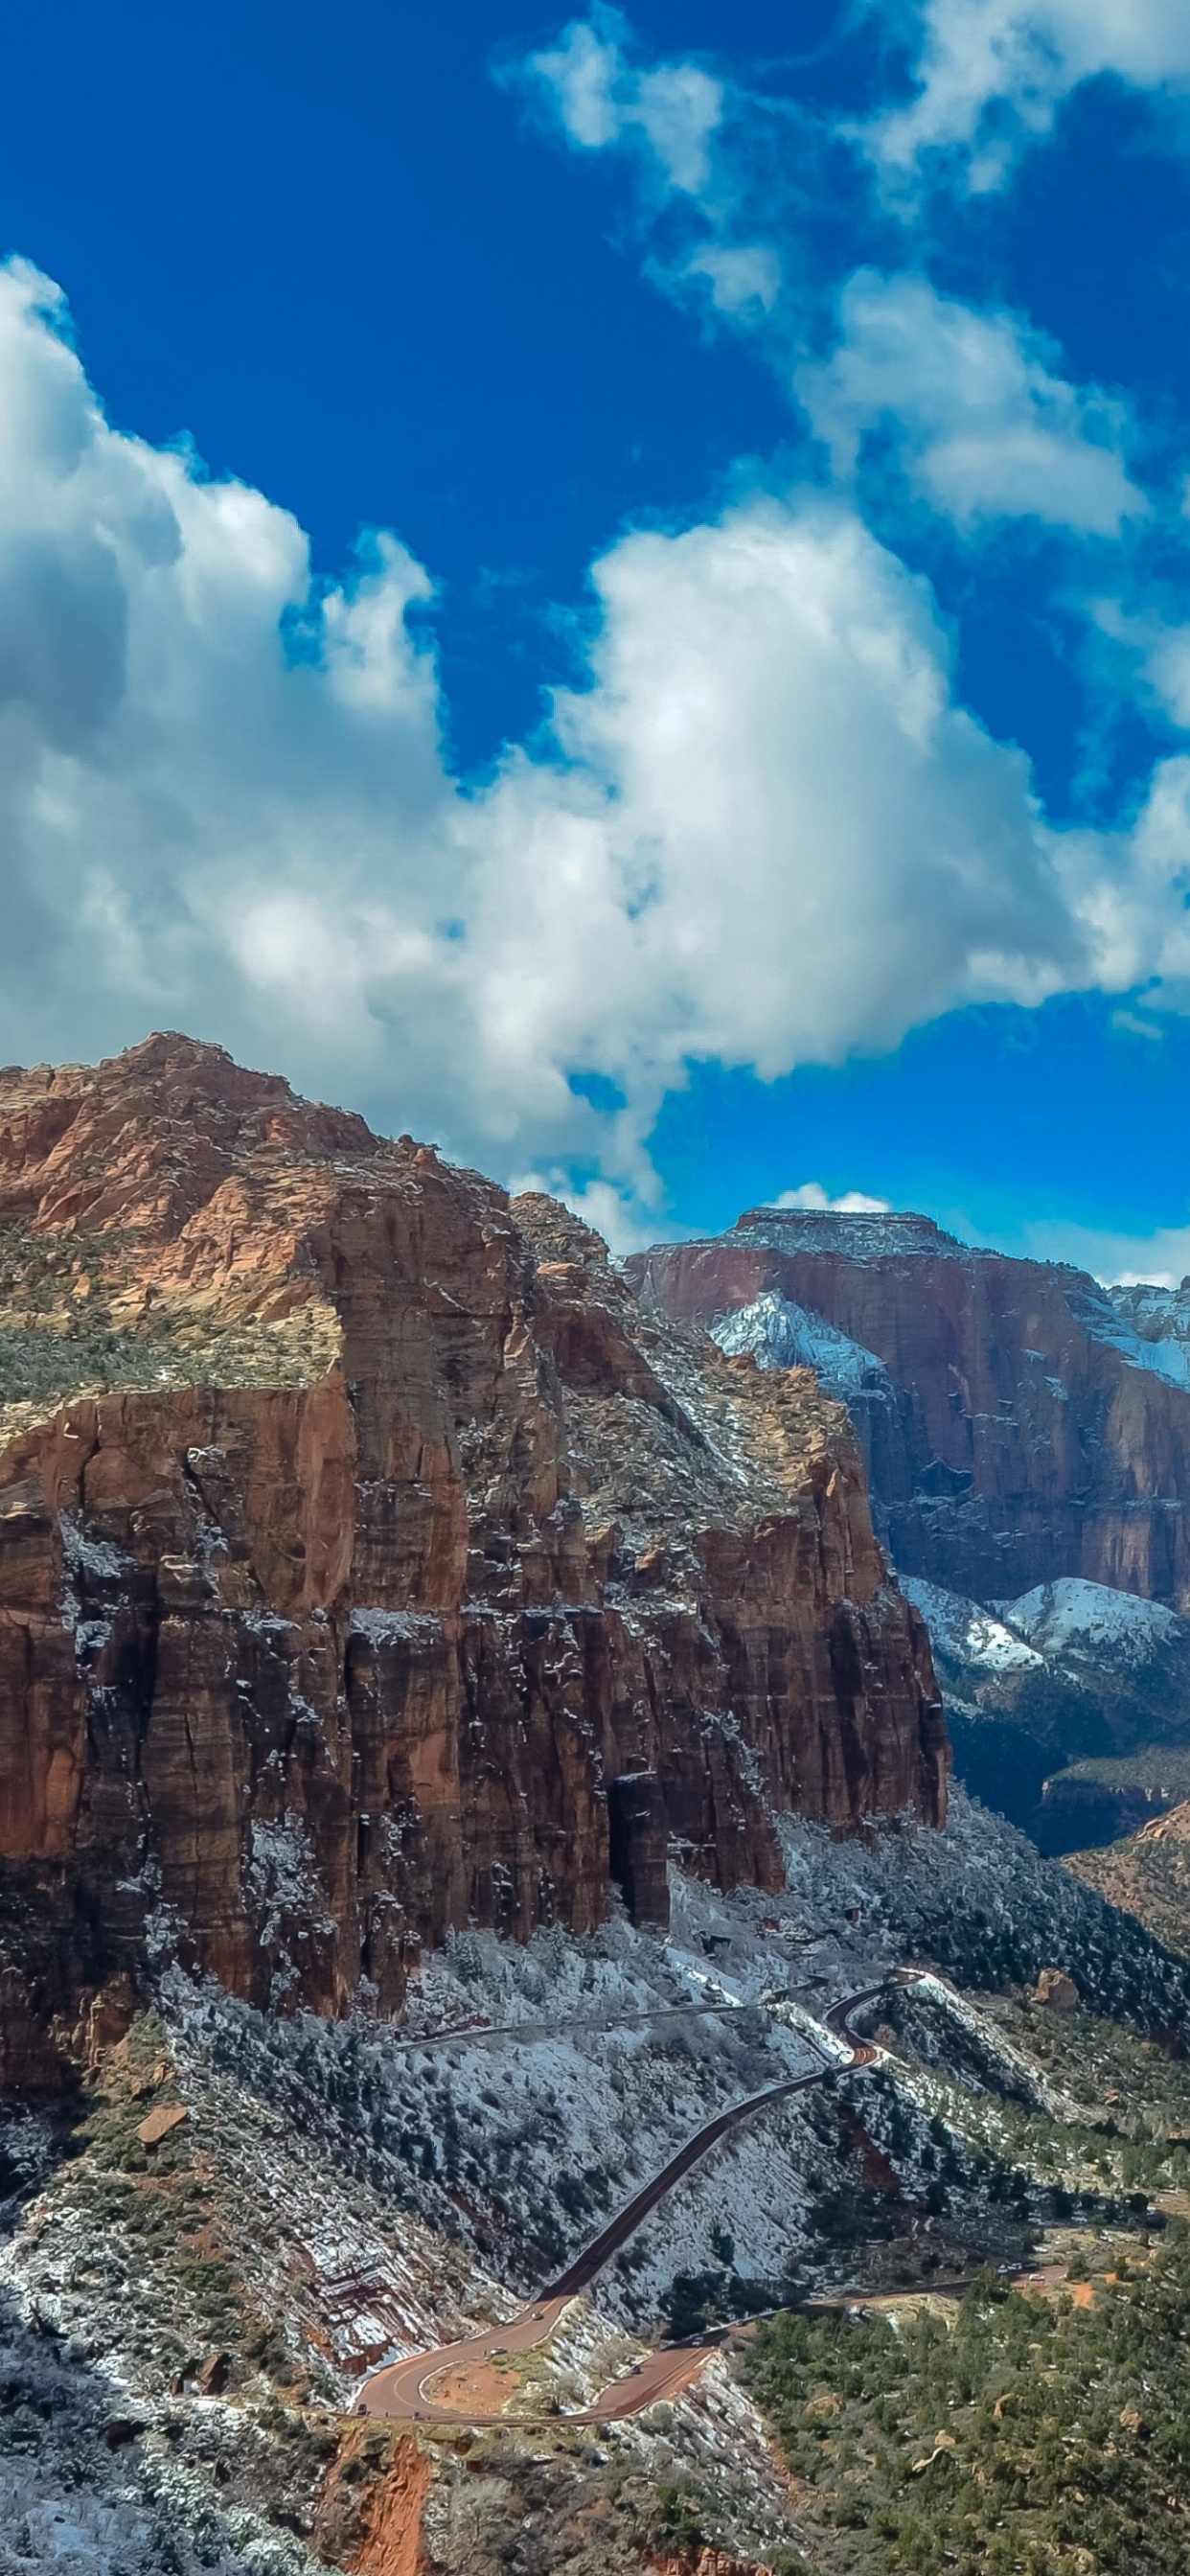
[{"left": 2, "top": 1792, "right": 1190, "bottom": 2574}]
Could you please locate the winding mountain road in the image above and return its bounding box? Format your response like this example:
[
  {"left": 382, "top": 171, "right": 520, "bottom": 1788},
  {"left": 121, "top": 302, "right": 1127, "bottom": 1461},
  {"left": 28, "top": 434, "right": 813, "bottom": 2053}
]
[
  {"left": 389, "top": 1998, "right": 742, "bottom": 2056},
  {"left": 357, "top": 1980, "right": 892, "bottom": 2428}
]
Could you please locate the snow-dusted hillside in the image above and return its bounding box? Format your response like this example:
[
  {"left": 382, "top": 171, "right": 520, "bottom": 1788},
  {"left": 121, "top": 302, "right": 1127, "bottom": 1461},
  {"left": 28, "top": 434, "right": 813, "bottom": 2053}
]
[
  {"left": 995, "top": 1578, "right": 1181, "bottom": 1667},
  {"left": 905, "top": 1571, "right": 1183, "bottom": 1692},
  {"left": 1099, "top": 1278, "right": 1190, "bottom": 1389},
  {"left": 2, "top": 1783, "right": 1189, "bottom": 2576},
  {"left": 708, "top": 1291, "right": 891, "bottom": 1403},
  {"left": 172, "top": 1790, "right": 1190, "bottom": 2332},
  {"left": 900, "top": 1576, "right": 1041, "bottom": 1677},
  {"left": 903, "top": 1571, "right": 1190, "bottom": 1852}
]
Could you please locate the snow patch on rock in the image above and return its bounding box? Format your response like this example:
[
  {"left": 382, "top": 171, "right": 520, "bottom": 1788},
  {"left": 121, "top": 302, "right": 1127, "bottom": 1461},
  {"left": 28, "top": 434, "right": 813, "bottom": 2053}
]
[
  {"left": 1075, "top": 1284, "right": 1190, "bottom": 1391},
  {"left": 709, "top": 1290, "right": 890, "bottom": 1400},
  {"left": 995, "top": 1577, "right": 1180, "bottom": 1666},
  {"left": 901, "top": 1576, "right": 1042, "bottom": 1674}
]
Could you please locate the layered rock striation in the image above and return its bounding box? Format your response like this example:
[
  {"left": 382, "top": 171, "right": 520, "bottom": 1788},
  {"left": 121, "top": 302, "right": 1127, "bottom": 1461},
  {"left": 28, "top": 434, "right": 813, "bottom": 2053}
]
[
  {"left": 0, "top": 1040, "right": 946, "bottom": 2064},
  {"left": 629, "top": 1208, "right": 1190, "bottom": 1607}
]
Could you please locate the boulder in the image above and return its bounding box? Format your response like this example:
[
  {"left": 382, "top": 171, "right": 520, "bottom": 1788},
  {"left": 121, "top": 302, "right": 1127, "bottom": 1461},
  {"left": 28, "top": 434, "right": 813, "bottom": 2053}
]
[{"left": 1030, "top": 1967, "right": 1080, "bottom": 2012}]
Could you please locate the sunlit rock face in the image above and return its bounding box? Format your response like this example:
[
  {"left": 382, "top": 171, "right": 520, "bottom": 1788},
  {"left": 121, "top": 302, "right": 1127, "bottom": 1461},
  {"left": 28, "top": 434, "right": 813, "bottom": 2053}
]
[
  {"left": 628, "top": 1208, "right": 1190, "bottom": 1608},
  {"left": 0, "top": 1040, "right": 945, "bottom": 2066}
]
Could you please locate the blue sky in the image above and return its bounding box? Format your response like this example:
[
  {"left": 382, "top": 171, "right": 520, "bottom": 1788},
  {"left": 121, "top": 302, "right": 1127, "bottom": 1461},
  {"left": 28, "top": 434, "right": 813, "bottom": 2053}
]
[{"left": 5, "top": 2, "right": 1190, "bottom": 1273}]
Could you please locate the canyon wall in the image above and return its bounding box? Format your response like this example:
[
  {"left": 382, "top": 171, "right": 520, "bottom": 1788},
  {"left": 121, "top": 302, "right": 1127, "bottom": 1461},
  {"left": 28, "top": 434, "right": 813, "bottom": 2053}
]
[
  {"left": 0, "top": 1041, "right": 946, "bottom": 2064},
  {"left": 628, "top": 1209, "right": 1190, "bottom": 1608}
]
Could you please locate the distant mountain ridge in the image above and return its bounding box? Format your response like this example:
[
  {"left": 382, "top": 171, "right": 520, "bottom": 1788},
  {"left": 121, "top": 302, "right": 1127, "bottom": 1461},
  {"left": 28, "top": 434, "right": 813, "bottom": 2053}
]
[
  {"left": 899, "top": 1572, "right": 1190, "bottom": 1852},
  {"left": 628, "top": 1208, "right": 1190, "bottom": 1606}
]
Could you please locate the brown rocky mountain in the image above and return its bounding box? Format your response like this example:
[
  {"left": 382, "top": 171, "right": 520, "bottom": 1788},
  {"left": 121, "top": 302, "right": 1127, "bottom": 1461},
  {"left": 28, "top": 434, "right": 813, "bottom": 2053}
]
[
  {"left": 628, "top": 1207, "right": 1190, "bottom": 1606},
  {"left": 0, "top": 1037, "right": 946, "bottom": 2079}
]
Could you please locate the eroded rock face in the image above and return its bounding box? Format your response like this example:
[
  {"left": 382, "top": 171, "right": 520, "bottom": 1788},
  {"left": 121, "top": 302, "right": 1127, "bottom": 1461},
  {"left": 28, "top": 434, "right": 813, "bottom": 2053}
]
[
  {"left": 628, "top": 1208, "right": 1190, "bottom": 1607},
  {"left": 0, "top": 1039, "right": 946, "bottom": 2058}
]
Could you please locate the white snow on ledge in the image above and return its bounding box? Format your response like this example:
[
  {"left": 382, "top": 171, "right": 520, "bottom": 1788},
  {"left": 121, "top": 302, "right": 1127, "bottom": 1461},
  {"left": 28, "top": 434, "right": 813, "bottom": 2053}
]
[
  {"left": 709, "top": 1290, "right": 890, "bottom": 1400},
  {"left": 350, "top": 1607, "right": 446, "bottom": 1644},
  {"left": 900, "top": 1576, "right": 1042, "bottom": 1674},
  {"left": 995, "top": 1576, "right": 1180, "bottom": 1666}
]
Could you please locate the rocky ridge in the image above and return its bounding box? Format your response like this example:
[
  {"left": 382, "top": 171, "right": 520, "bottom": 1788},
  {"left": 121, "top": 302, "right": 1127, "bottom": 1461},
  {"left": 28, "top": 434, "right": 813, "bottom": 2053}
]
[
  {"left": 0, "top": 1038, "right": 946, "bottom": 2073},
  {"left": 897, "top": 1573, "right": 1190, "bottom": 1851},
  {"left": 1067, "top": 1799, "right": 1190, "bottom": 1961}
]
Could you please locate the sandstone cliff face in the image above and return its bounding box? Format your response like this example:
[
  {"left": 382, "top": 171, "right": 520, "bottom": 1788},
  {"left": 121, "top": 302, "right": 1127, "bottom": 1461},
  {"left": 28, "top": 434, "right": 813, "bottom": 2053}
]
[
  {"left": 0, "top": 1041, "right": 946, "bottom": 2060},
  {"left": 628, "top": 1209, "right": 1190, "bottom": 1608}
]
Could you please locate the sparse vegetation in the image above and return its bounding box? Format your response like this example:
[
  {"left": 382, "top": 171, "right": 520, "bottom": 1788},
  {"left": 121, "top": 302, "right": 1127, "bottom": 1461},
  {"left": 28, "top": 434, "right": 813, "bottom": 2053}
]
[
  {"left": 0, "top": 1217, "right": 340, "bottom": 1446},
  {"left": 744, "top": 2223, "right": 1190, "bottom": 2573}
]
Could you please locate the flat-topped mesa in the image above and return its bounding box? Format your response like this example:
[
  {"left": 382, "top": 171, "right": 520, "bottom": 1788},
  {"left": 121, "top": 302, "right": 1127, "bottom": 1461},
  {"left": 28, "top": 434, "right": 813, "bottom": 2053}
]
[
  {"left": 0, "top": 1042, "right": 946, "bottom": 2071},
  {"left": 730, "top": 1208, "right": 965, "bottom": 1262},
  {"left": 628, "top": 1206, "right": 1190, "bottom": 1609}
]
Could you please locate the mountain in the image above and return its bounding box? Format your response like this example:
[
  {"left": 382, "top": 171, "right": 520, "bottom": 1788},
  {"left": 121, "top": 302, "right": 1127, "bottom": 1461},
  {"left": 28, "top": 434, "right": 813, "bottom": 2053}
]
[
  {"left": 0, "top": 1038, "right": 945, "bottom": 2084},
  {"left": 5, "top": 1062, "right": 1190, "bottom": 2573},
  {"left": 1067, "top": 1800, "right": 1190, "bottom": 1960},
  {"left": 627, "top": 1206, "right": 1190, "bottom": 1606},
  {"left": 899, "top": 1574, "right": 1190, "bottom": 1850},
  {"left": 629, "top": 1207, "right": 1190, "bottom": 1857}
]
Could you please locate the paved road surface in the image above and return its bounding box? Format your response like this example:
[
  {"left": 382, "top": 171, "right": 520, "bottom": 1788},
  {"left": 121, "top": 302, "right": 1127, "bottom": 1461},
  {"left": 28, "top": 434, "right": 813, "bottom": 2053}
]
[
  {"left": 389, "top": 1998, "right": 744, "bottom": 2056},
  {"left": 358, "top": 1980, "right": 889, "bottom": 2428}
]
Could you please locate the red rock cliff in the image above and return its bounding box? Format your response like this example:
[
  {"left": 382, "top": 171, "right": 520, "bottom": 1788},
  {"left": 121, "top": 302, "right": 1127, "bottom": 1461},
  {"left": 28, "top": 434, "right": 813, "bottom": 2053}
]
[
  {"left": 0, "top": 1041, "right": 946, "bottom": 2059},
  {"left": 628, "top": 1208, "right": 1190, "bottom": 1607}
]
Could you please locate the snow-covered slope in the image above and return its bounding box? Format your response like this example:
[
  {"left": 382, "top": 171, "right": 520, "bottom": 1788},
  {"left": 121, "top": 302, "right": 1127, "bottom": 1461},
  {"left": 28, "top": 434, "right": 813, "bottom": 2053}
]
[
  {"left": 900, "top": 1576, "right": 1041, "bottom": 1676},
  {"left": 708, "top": 1290, "right": 891, "bottom": 1402},
  {"left": 907, "top": 1571, "right": 1181, "bottom": 1682},
  {"left": 1102, "top": 1279, "right": 1190, "bottom": 1390},
  {"left": 1069, "top": 1280, "right": 1190, "bottom": 1389},
  {"left": 995, "top": 1577, "right": 1181, "bottom": 1667},
  {"left": 905, "top": 1572, "right": 1190, "bottom": 1852}
]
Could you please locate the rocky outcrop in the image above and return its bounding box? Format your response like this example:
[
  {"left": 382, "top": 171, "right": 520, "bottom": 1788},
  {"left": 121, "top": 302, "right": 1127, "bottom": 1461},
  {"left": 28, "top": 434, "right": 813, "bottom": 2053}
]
[
  {"left": 0, "top": 1040, "right": 946, "bottom": 2063},
  {"left": 1066, "top": 1801, "right": 1190, "bottom": 1963},
  {"left": 628, "top": 1208, "right": 1190, "bottom": 1608}
]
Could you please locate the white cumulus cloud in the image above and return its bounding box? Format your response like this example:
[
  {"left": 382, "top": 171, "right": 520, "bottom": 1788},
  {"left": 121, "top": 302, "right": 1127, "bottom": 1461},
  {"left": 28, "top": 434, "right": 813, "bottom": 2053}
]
[
  {"left": 0, "top": 253, "right": 1188, "bottom": 1225},
  {"left": 510, "top": 7, "right": 722, "bottom": 196},
  {"left": 774, "top": 1183, "right": 892, "bottom": 1213}
]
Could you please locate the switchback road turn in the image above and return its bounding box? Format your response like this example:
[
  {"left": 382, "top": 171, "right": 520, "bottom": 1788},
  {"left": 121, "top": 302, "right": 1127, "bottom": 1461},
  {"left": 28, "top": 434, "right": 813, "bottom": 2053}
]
[{"left": 358, "top": 1981, "right": 891, "bottom": 2428}]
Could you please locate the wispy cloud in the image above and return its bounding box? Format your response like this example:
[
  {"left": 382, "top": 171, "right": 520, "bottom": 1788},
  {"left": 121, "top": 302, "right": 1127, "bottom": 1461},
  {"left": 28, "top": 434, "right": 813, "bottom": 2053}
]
[
  {"left": 512, "top": 6, "right": 723, "bottom": 195},
  {"left": 800, "top": 270, "right": 1148, "bottom": 535},
  {"left": 860, "top": 0, "right": 1190, "bottom": 194},
  {"left": 508, "top": 13, "right": 1157, "bottom": 556},
  {"left": 1020, "top": 1211, "right": 1190, "bottom": 1286},
  {"left": 774, "top": 1183, "right": 892, "bottom": 1213}
]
